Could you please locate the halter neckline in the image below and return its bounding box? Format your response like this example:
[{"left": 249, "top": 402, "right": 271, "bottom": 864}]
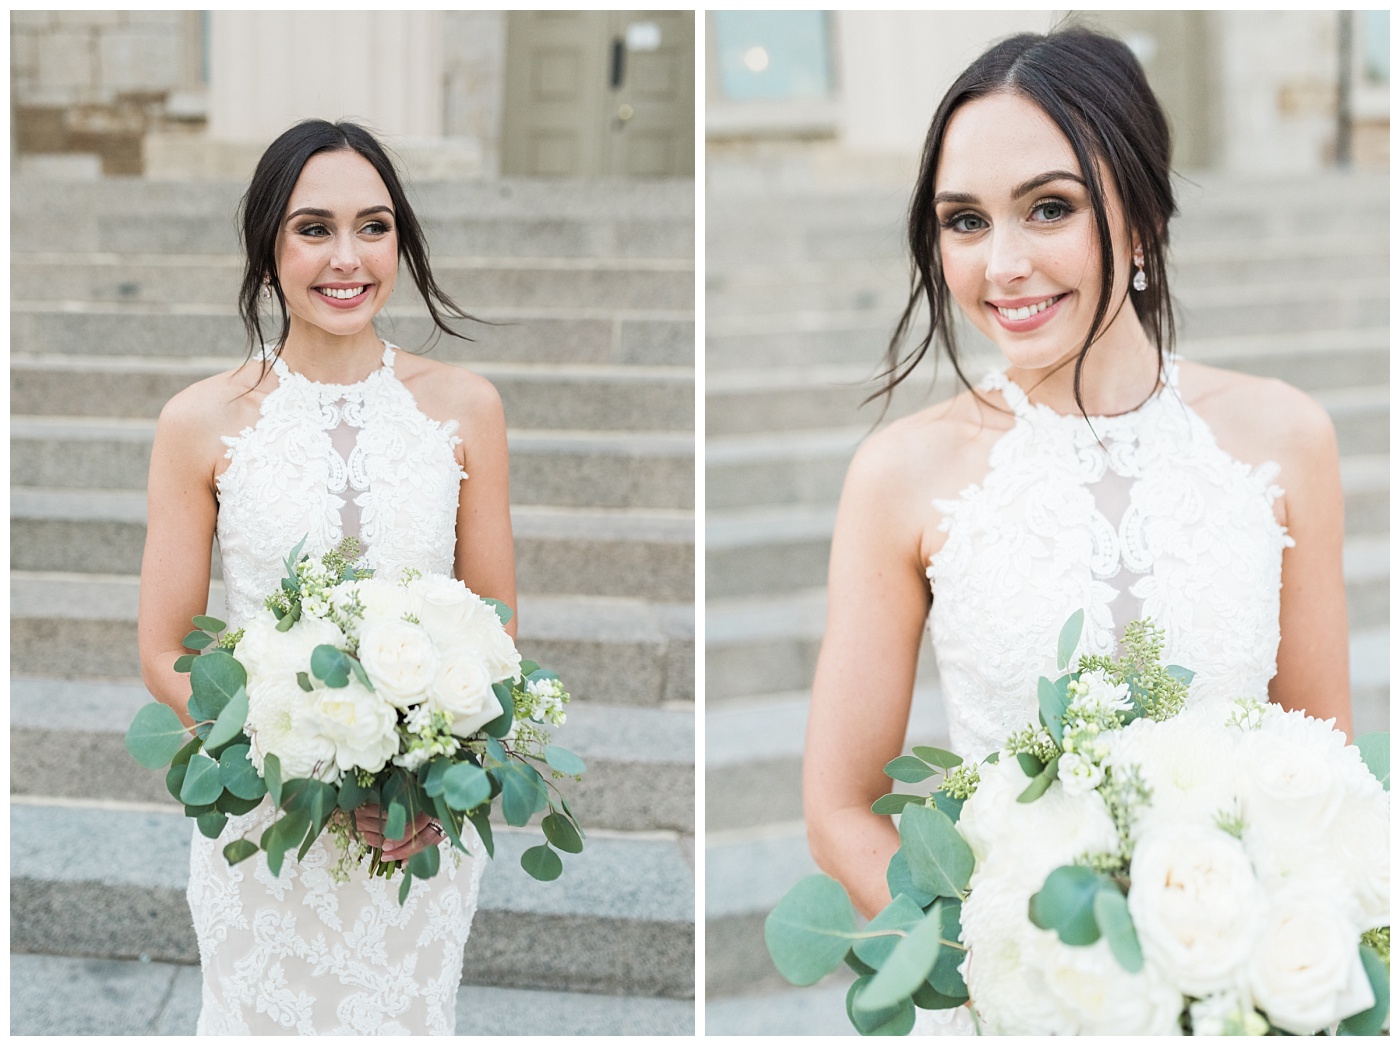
[
  {"left": 267, "top": 340, "right": 396, "bottom": 391},
  {"left": 985, "top": 357, "right": 1179, "bottom": 424}
]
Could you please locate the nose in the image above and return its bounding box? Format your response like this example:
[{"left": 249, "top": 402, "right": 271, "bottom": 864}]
[
  {"left": 984, "top": 225, "right": 1032, "bottom": 287},
  {"left": 329, "top": 230, "right": 361, "bottom": 273}
]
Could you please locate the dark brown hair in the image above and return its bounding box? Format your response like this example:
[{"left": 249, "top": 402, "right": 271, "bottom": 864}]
[
  {"left": 237, "top": 119, "right": 478, "bottom": 374},
  {"left": 875, "top": 26, "right": 1176, "bottom": 417}
]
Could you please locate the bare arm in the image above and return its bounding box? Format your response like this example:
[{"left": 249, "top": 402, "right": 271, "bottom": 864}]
[
  {"left": 1270, "top": 389, "right": 1352, "bottom": 737},
  {"left": 137, "top": 387, "right": 223, "bottom": 728},
  {"left": 805, "top": 435, "right": 933, "bottom": 919},
  {"left": 451, "top": 373, "right": 518, "bottom": 640}
]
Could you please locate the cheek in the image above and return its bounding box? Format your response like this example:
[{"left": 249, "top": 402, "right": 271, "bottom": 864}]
[{"left": 938, "top": 240, "right": 981, "bottom": 305}]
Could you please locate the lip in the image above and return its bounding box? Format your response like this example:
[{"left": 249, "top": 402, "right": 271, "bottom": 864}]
[
  {"left": 314, "top": 283, "right": 373, "bottom": 309},
  {"left": 987, "top": 292, "right": 1068, "bottom": 332}
]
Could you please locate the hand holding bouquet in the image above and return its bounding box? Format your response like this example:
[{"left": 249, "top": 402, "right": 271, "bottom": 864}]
[
  {"left": 127, "top": 538, "right": 586, "bottom": 902},
  {"left": 767, "top": 612, "right": 1390, "bottom": 1035}
]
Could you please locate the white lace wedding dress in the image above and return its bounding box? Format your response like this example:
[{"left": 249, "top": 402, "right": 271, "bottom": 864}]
[
  {"left": 914, "top": 360, "right": 1293, "bottom": 1035},
  {"left": 188, "top": 341, "right": 488, "bottom": 1034}
]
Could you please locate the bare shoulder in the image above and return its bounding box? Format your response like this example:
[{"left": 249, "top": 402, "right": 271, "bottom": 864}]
[
  {"left": 156, "top": 364, "right": 267, "bottom": 462},
  {"left": 1177, "top": 360, "right": 1337, "bottom": 469},
  {"left": 394, "top": 353, "right": 506, "bottom": 441}
]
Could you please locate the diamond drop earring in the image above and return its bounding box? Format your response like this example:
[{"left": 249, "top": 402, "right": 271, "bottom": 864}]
[
  {"left": 1132, "top": 250, "right": 1147, "bottom": 292},
  {"left": 261, "top": 277, "right": 272, "bottom": 303}
]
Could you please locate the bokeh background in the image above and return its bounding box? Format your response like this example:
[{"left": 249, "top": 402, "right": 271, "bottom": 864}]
[
  {"left": 704, "top": 10, "right": 1388, "bottom": 1033},
  {"left": 11, "top": 10, "right": 695, "bottom": 1035}
]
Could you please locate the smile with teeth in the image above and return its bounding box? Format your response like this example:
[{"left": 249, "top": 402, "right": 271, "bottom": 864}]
[
  {"left": 317, "top": 285, "right": 370, "bottom": 300},
  {"left": 994, "top": 294, "right": 1065, "bottom": 320}
]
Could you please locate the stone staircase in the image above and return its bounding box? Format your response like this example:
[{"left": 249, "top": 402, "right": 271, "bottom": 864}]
[
  {"left": 704, "top": 166, "right": 1389, "bottom": 1030},
  {"left": 9, "top": 176, "right": 695, "bottom": 1034}
]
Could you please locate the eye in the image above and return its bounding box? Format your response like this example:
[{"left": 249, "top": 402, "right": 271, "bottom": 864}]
[
  {"left": 361, "top": 220, "right": 392, "bottom": 236},
  {"left": 941, "top": 211, "right": 987, "bottom": 234},
  {"left": 1031, "top": 200, "right": 1072, "bottom": 222},
  {"left": 296, "top": 222, "right": 330, "bottom": 238}
]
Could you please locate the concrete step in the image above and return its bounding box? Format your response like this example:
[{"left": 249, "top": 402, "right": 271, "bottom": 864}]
[
  {"left": 11, "top": 491, "right": 693, "bottom": 602},
  {"left": 11, "top": 305, "right": 694, "bottom": 368},
  {"left": 12, "top": 176, "right": 695, "bottom": 258},
  {"left": 11, "top": 801, "right": 694, "bottom": 998},
  {"left": 11, "top": 573, "right": 693, "bottom": 706},
  {"left": 13, "top": 417, "right": 693, "bottom": 509},
  {"left": 11, "top": 354, "right": 694, "bottom": 434},
  {"left": 707, "top": 979, "right": 856, "bottom": 1035},
  {"left": 13, "top": 255, "right": 694, "bottom": 312},
  {"left": 11, "top": 677, "right": 693, "bottom": 834},
  {"left": 11, "top": 952, "right": 696, "bottom": 1035}
]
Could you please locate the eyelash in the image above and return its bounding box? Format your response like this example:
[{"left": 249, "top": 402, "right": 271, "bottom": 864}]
[
  {"left": 294, "top": 220, "right": 392, "bottom": 238},
  {"left": 938, "top": 198, "right": 1075, "bottom": 233}
]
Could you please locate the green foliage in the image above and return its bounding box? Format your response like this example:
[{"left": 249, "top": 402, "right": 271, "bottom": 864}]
[
  {"left": 856, "top": 903, "right": 944, "bottom": 1012},
  {"left": 310, "top": 644, "right": 351, "bottom": 688},
  {"left": 406, "top": 844, "right": 440, "bottom": 880},
  {"left": 336, "top": 770, "right": 373, "bottom": 812},
  {"left": 846, "top": 977, "right": 916, "bottom": 1035},
  {"left": 543, "top": 745, "right": 586, "bottom": 776},
  {"left": 542, "top": 812, "right": 584, "bottom": 853},
  {"left": 179, "top": 753, "right": 224, "bottom": 807},
  {"left": 1057, "top": 609, "right": 1084, "bottom": 671},
  {"left": 182, "top": 629, "right": 214, "bottom": 651},
  {"left": 898, "top": 804, "right": 972, "bottom": 900},
  {"left": 910, "top": 746, "right": 962, "bottom": 769},
  {"left": 494, "top": 761, "right": 549, "bottom": 826},
  {"left": 1029, "top": 865, "right": 1107, "bottom": 946},
  {"left": 871, "top": 793, "right": 922, "bottom": 816},
  {"left": 852, "top": 893, "right": 927, "bottom": 970},
  {"left": 1338, "top": 945, "right": 1389, "bottom": 1035},
  {"left": 223, "top": 838, "right": 259, "bottom": 865},
  {"left": 926, "top": 900, "right": 968, "bottom": 999},
  {"left": 263, "top": 753, "right": 283, "bottom": 808},
  {"left": 442, "top": 763, "right": 492, "bottom": 812},
  {"left": 1354, "top": 732, "right": 1389, "bottom": 791},
  {"left": 885, "top": 849, "right": 935, "bottom": 909},
  {"left": 1038, "top": 675, "right": 1070, "bottom": 744},
  {"left": 521, "top": 843, "right": 563, "bottom": 881},
  {"left": 1093, "top": 885, "right": 1143, "bottom": 972},
  {"left": 483, "top": 598, "right": 514, "bottom": 625},
  {"left": 204, "top": 687, "right": 249, "bottom": 752},
  {"left": 196, "top": 811, "right": 229, "bottom": 839},
  {"left": 189, "top": 651, "right": 247, "bottom": 717},
  {"left": 483, "top": 685, "right": 514, "bottom": 738},
  {"left": 1017, "top": 754, "right": 1061, "bottom": 803},
  {"left": 125, "top": 703, "right": 190, "bottom": 769},
  {"left": 215, "top": 744, "right": 263, "bottom": 800},
  {"left": 192, "top": 615, "right": 227, "bottom": 633},
  {"left": 467, "top": 807, "right": 494, "bottom": 859},
  {"left": 173, "top": 654, "right": 196, "bottom": 673},
  {"left": 930, "top": 790, "right": 965, "bottom": 823},
  {"left": 1360, "top": 926, "right": 1389, "bottom": 968},
  {"left": 765, "top": 875, "right": 859, "bottom": 986},
  {"left": 884, "top": 756, "right": 939, "bottom": 783},
  {"left": 261, "top": 810, "right": 312, "bottom": 877}
]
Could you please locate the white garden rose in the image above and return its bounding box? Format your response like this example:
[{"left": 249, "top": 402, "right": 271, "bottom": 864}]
[
  {"left": 312, "top": 677, "right": 400, "bottom": 775},
  {"left": 439, "top": 597, "right": 521, "bottom": 682},
  {"left": 357, "top": 619, "right": 439, "bottom": 708},
  {"left": 1105, "top": 703, "right": 1240, "bottom": 833},
  {"left": 244, "top": 675, "right": 337, "bottom": 781},
  {"left": 1234, "top": 723, "right": 1346, "bottom": 841},
  {"left": 1041, "top": 936, "right": 1183, "bottom": 1034},
  {"left": 958, "top": 755, "right": 1119, "bottom": 889},
  {"left": 332, "top": 578, "right": 417, "bottom": 639},
  {"left": 1325, "top": 786, "right": 1391, "bottom": 929},
  {"left": 428, "top": 649, "right": 505, "bottom": 737},
  {"left": 235, "top": 613, "right": 347, "bottom": 682},
  {"left": 411, "top": 574, "right": 476, "bottom": 634},
  {"left": 1127, "top": 823, "right": 1263, "bottom": 997},
  {"left": 1246, "top": 888, "right": 1375, "bottom": 1035},
  {"left": 1057, "top": 751, "right": 1104, "bottom": 796}
]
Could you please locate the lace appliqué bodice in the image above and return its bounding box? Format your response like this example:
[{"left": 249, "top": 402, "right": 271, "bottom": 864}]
[
  {"left": 926, "top": 362, "right": 1293, "bottom": 760},
  {"left": 194, "top": 341, "right": 483, "bottom": 1034},
  {"left": 215, "top": 341, "right": 467, "bottom": 627}
]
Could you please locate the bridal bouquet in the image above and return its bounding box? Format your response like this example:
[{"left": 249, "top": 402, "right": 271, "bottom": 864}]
[
  {"left": 127, "top": 538, "right": 587, "bottom": 902},
  {"left": 767, "top": 612, "right": 1390, "bottom": 1035}
]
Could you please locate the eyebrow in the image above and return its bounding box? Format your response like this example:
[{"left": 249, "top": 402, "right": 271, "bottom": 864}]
[
  {"left": 933, "top": 170, "right": 1086, "bottom": 206},
  {"left": 285, "top": 205, "right": 395, "bottom": 222}
]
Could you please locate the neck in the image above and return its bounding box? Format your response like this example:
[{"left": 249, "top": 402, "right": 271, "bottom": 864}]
[
  {"left": 276, "top": 320, "right": 386, "bottom": 384},
  {"left": 1005, "top": 310, "right": 1162, "bottom": 416}
]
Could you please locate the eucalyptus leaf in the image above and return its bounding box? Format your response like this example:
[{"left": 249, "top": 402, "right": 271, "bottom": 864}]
[
  {"left": 196, "top": 811, "right": 229, "bottom": 839},
  {"left": 911, "top": 746, "right": 962, "bottom": 769},
  {"left": 125, "top": 702, "right": 190, "bottom": 769},
  {"left": 519, "top": 660, "right": 540, "bottom": 677},
  {"left": 1016, "top": 754, "right": 1061, "bottom": 804},
  {"left": 1029, "top": 865, "right": 1105, "bottom": 946},
  {"left": 349, "top": 656, "right": 373, "bottom": 691},
  {"left": 521, "top": 843, "right": 563, "bottom": 881},
  {"left": 765, "top": 874, "right": 859, "bottom": 986},
  {"left": 912, "top": 981, "right": 966, "bottom": 1011},
  {"left": 1093, "top": 885, "right": 1143, "bottom": 972},
  {"left": 431, "top": 795, "right": 469, "bottom": 854},
  {"left": 165, "top": 762, "right": 187, "bottom": 802},
  {"left": 1165, "top": 664, "right": 1195, "bottom": 685},
  {"left": 483, "top": 684, "right": 514, "bottom": 738},
  {"left": 218, "top": 744, "right": 268, "bottom": 801},
  {"left": 173, "top": 654, "right": 196, "bottom": 673},
  {"left": 847, "top": 977, "right": 916, "bottom": 1035},
  {"left": 927, "top": 899, "right": 968, "bottom": 998},
  {"left": 467, "top": 807, "right": 494, "bottom": 858},
  {"left": 397, "top": 870, "right": 414, "bottom": 905},
  {"left": 216, "top": 791, "right": 263, "bottom": 817},
  {"left": 898, "top": 804, "right": 973, "bottom": 900},
  {"left": 930, "top": 791, "right": 964, "bottom": 824},
  {"left": 406, "top": 843, "right": 441, "bottom": 880},
  {"left": 856, "top": 903, "right": 944, "bottom": 1012},
  {"left": 169, "top": 734, "right": 202, "bottom": 769},
  {"left": 262, "top": 810, "right": 310, "bottom": 877},
  {"left": 337, "top": 772, "right": 372, "bottom": 812},
  {"left": 1016, "top": 751, "right": 1045, "bottom": 778},
  {"left": 1057, "top": 609, "right": 1085, "bottom": 670},
  {"left": 264, "top": 753, "right": 282, "bottom": 808},
  {"left": 205, "top": 686, "right": 249, "bottom": 751},
  {"left": 542, "top": 812, "right": 584, "bottom": 853},
  {"left": 482, "top": 598, "right": 514, "bottom": 625},
  {"left": 1353, "top": 732, "right": 1389, "bottom": 791},
  {"left": 544, "top": 745, "right": 586, "bottom": 776},
  {"left": 885, "top": 849, "right": 935, "bottom": 909},
  {"left": 296, "top": 672, "right": 314, "bottom": 693},
  {"left": 1038, "top": 675, "right": 1068, "bottom": 744},
  {"left": 310, "top": 644, "right": 350, "bottom": 688},
  {"left": 192, "top": 615, "right": 227, "bottom": 633},
  {"left": 871, "top": 793, "right": 922, "bottom": 816},
  {"left": 223, "top": 838, "right": 259, "bottom": 865},
  {"left": 385, "top": 797, "right": 408, "bottom": 843},
  {"left": 182, "top": 629, "right": 214, "bottom": 651},
  {"left": 852, "top": 893, "right": 927, "bottom": 970},
  {"left": 443, "top": 763, "right": 492, "bottom": 812},
  {"left": 189, "top": 650, "right": 246, "bottom": 713},
  {"left": 845, "top": 951, "right": 877, "bottom": 977},
  {"left": 884, "top": 756, "right": 937, "bottom": 783},
  {"left": 496, "top": 761, "right": 549, "bottom": 826},
  {"left": 179, "top": 753, "right": 224, "bottom": 807},
  {"left": 421, "top": 758, "right": 452, "bottom": 799}
]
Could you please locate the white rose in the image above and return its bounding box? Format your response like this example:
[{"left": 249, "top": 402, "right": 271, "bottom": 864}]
[
  {"left": 1105, "top": 704, "right": 1241, "bottom": 833},
  {"left": 1128, "top": 823, "right": 1263, "bottom": 997},
  {"left": 428, "top": 649, "right": 505, "bottom": 737},
  {"left": 958, "top": 756, "right": 1120, "bottom": 889},
  {"left": 1042, "top": 936, "right": 1183, "bottom": 1034},
  {"left": 334, "top": 578, "right": 418, "bottom": 639},
  {"left": 357, "top": 619, "right": 439, "bottom": 708},
  {"left": 1234, "top": 725, "right": 1346, "bottom": 842},
  {"left": 1247, "top": 888, "right": 1375, "bottom": 1035},
  {"left": 1057, "top": 751, "right": 1104, "bottom": 796},
  {"left": 1324, "top": 786, "right": 1390, "bottom": 929},
  {"left": 234, "top": 613, "right": 346, "bottom": 682},
  {"left": 430, "top": 596, "right": 521, "bottom": 683},
  {"left": 244, "top": 675, "right": 337, "bottom": 781},
  {"left": 411, "top": 574, "right": 476, "bottom": 631},
  {"left": 312, "top": 678, "right": 400, "bottom": 775}
]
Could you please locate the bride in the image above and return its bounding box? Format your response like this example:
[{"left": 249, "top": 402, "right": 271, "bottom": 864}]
[
  {"left": 802, "top": 27, "right": 1352, "bottom": 1033},
  {"left": 137, "top": 119, "right": 514, "bottom": 1034}
]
